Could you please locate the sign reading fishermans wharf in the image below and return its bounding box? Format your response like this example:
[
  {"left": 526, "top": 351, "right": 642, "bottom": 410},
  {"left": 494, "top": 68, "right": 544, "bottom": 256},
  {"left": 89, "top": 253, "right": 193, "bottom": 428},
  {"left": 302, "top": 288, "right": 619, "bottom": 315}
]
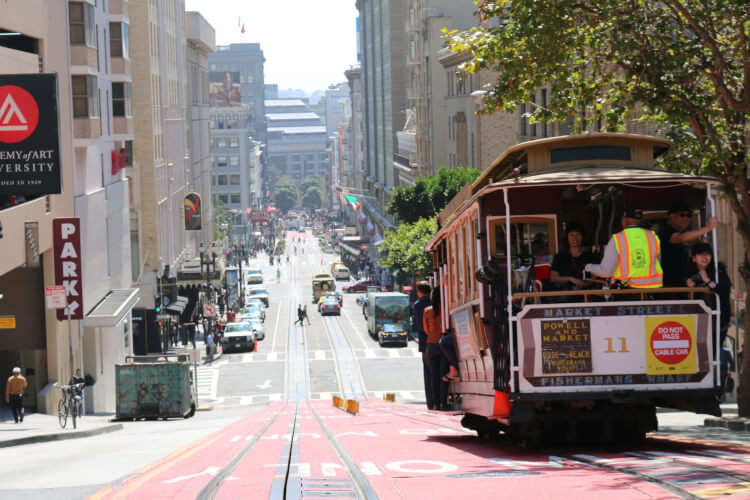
[{"left": 0, "top": 74, "right": 62, "bottom": 196}]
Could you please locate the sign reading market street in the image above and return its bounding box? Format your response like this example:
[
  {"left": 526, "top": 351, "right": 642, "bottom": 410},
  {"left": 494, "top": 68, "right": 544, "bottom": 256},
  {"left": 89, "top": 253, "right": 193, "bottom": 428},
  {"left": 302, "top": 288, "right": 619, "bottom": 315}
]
[{"left": 0, "top": 74, "right": 62, "bottom": 196}]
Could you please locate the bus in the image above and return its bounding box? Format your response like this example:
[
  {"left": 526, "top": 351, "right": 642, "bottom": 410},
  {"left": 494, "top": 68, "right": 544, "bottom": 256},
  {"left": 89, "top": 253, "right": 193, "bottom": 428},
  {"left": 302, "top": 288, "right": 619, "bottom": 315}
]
[
  {"left": 312, "top": 273, "right": 335, "bottom": 303},
  {"left": 426, "top": 133, "right": 722, "bottom": 443}
]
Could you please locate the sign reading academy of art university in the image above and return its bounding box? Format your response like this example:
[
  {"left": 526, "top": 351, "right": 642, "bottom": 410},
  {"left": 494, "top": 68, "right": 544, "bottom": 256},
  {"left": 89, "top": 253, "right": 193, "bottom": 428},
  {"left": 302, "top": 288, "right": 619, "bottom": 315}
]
[{"left": 0, "top": 74, "right": 62, "bottom": 196}]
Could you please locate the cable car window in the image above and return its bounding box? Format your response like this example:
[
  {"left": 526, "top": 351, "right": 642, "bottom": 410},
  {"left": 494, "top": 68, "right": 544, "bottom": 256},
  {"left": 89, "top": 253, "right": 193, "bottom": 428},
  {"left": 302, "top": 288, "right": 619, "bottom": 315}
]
[{"left": 490, "top": 216, "right": 557, "bottom": 262}]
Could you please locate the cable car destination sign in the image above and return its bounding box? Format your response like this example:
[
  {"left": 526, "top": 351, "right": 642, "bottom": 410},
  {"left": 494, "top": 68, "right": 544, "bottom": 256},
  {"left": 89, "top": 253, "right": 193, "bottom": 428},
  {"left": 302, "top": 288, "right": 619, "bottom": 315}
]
[{"left": 0, "top": 74, "right": 62, "bottom": 196}]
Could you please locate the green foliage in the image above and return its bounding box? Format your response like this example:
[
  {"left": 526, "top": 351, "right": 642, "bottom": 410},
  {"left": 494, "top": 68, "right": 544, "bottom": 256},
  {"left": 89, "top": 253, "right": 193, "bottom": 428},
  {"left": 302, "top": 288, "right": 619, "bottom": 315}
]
[
  {"left": 386, "top": 166, "right": 481, "bottom": 223},
  {"left": 299, "top": 176, "right": 324, "bottom": 211},
  {"left": 379, "top": 218, "right": 437, "bottom": 278},
  {"left": 212, "top": 196, "right": 232, "bottom": 241},
  {"left": 273, "top": 176, "right": 298, "bottom": 212}
]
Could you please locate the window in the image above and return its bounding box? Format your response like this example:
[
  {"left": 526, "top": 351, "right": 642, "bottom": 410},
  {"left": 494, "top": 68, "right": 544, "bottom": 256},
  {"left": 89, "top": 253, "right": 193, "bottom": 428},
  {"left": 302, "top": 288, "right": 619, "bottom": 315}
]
[
  {"left": 110, "top": 23, "right": 129, "bottom": 58},
  {"left": 215, "top": 156, "right": 227, "bottom": 167},
  {"left": 490, "top": 216, "right": 557, "bottom": 260},
  {"left": 217, "top": 175, "right": 227, "bottom": 185},
  {"left": 229, "top": 155, "right": 239, "bottom": 166},
  {"left": 218, "top": 194, "right": 229, "bottom": 204},
  {"left": 228, "top": 137, "right": 239, "bottom": 148},
  {"left": 72, "top": 75, "right": 99, "bottom": 117},
  {"left": 112, "top": 82, "right": 131, "bottom": 117},
  {"left": 226, "top": 117, "right": 238, "bottom": 129},
  {"left": 69, "top": 2, "right": 96, "bottom": 47},
  {"left": 216, "top": 137, "right": 227, "bottom": 148},
  {"left": 230, "top": 174, "right": 240, "bottom": 185},
  {"left": 230, "top": 193, "right": 241, "bottom": 204}
]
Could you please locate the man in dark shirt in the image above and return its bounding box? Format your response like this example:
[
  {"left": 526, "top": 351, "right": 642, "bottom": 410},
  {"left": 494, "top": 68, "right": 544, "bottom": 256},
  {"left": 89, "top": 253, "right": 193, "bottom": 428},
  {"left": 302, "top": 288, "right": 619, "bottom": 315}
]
[
  {"left": 412, "top": 282, "right": 433, "bottom": 409},
  {"left": 659, "top": 200, "right": 718, "bottom": 287}
]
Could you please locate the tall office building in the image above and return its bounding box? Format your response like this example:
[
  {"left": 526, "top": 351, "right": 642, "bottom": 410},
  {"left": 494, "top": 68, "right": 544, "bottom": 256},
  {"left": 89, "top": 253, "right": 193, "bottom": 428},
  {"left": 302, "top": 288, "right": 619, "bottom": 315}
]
[
  {"left": 208, "top": 43, "right": 266, "bottom": 145},
  {"left": 355, "top": 0, "right": 408, "bottom": 237}
]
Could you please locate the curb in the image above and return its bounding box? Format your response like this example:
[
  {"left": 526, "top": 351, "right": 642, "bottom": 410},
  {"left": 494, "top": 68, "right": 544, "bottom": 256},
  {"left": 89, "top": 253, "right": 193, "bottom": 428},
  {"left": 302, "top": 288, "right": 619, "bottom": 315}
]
[
  {"left": 0, "top": 423, "right": 123, "bottom": 448},
  {"left": 704, "top": 417, "right": 750, "bottom": 432}
]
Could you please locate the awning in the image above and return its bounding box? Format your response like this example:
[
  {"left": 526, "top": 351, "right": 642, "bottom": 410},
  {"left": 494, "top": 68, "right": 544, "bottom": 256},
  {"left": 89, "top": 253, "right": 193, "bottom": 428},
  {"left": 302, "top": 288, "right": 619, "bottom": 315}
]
[
  {"left": 166, "top": 296, "right": 189, "bottom": 315},
  {"left": 83, "top": 288, "right": 140, "bottom": 328}
]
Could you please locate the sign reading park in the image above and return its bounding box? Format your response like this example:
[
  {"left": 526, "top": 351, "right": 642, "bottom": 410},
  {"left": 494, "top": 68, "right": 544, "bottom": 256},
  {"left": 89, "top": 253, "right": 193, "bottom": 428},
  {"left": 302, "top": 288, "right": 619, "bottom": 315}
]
[
  {"left": 0, "top": 74, "right": 62, "bottom": 195},
  {"left": 53, "top": 218, "right": 84, "bottom": 320},
  {"left": 541, "top": 319, "right": 592, "bottom": 374}
]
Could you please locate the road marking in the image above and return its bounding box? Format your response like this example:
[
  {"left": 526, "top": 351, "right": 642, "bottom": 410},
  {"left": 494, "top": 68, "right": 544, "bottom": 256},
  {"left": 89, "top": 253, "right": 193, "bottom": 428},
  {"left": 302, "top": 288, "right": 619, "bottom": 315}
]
[
  {"left": 267, "top": 352, "right": 278, "bottom": 361},
  {"left": 257, "top": 379, "right": 272, "bottom": 389},
  {"left": 314, "top": 349, "right": 326, "bottom": 360},
  {"left": 162, "top": 466, "right": 219, "bottom": 484},
  {"left": 364, "top": 349, "right": 375, "bottom": 358},
  {"left": 388, "top": 350, "right": 400, "bottom": 358}
]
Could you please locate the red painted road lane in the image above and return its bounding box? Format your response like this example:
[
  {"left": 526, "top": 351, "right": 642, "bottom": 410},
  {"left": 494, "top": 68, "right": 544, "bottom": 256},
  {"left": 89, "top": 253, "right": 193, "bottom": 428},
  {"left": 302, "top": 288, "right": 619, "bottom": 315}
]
[
  {"left": 316, "top": 399, "right": 680, "bottom": 499},
  {"left": 89, "top": 403, "right": 286, "bottom": 500},
  {"left": 213, "top": 405, "right": 299, "bottom": 499}
]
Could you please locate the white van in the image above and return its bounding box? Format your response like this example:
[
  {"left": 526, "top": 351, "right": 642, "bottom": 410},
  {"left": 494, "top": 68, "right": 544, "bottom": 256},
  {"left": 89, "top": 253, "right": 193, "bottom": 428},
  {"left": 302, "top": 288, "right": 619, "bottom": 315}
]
[{"left": 334, "top": 266, "right": 350, "bottom": 281}]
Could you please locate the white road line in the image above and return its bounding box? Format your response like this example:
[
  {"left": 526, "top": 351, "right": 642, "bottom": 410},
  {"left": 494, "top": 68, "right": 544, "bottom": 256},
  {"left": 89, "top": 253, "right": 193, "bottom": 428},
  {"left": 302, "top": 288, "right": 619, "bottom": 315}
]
[
  {"left": 269, "top": 393, "right": 282, "bottom": 401},
  {"left": 388, "top": 350, "right": 400, "bottom": 358},
  {"left": 210, "top": 367, "right": 219, "bottom": 398},
  {"left": 270, "top": 297, "right": 283, "bottom": 352},
  {"left": 240, "top": 395, "right": 254, "bottom": 405},
  {"left": 314, "top": 350, "right": 326, "bottom": 360},
  {"left": 363, "top": 349, "right": 375, "bottom": 358}
]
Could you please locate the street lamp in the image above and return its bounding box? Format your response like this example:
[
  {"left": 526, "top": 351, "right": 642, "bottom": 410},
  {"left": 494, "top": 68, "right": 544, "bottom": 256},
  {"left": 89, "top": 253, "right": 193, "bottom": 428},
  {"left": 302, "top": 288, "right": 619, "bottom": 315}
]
[{"left": 199, "top": 242, "right": 215, "bottom": 304}]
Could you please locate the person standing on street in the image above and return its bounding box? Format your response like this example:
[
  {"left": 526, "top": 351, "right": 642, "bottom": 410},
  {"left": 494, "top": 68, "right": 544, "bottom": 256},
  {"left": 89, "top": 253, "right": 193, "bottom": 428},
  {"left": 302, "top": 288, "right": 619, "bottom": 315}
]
[
  {"left": 412, "top": 282, "right": 433, "bottom": 409},
  {"left": 5, "top": 367, "right": 27, "bottom": 423}
]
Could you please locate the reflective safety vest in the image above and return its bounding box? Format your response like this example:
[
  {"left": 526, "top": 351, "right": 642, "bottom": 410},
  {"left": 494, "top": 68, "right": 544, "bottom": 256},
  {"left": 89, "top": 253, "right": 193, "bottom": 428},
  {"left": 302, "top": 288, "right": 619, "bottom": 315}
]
[{"left": 612, "top": 227, "right": 663, "bottom": 288}]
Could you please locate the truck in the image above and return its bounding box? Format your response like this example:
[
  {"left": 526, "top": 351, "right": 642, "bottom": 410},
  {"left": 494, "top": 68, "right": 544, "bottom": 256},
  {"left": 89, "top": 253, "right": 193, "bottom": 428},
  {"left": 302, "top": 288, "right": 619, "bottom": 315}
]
[{"left": 365, "top": 292, "right": 410, "bottom": 340}]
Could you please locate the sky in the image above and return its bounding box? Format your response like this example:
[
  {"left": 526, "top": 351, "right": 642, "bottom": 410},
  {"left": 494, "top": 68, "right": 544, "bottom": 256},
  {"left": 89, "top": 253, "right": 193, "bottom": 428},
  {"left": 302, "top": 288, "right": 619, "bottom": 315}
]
[{"left": 185, "top": 0, "right": 359, "bottom": 94}]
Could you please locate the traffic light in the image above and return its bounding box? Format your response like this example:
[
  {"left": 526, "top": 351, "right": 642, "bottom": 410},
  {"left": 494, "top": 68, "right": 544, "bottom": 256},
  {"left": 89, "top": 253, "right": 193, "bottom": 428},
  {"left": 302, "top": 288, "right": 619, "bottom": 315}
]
[{"left": 154, "top": 295, "right": 161, "bottom": 313}]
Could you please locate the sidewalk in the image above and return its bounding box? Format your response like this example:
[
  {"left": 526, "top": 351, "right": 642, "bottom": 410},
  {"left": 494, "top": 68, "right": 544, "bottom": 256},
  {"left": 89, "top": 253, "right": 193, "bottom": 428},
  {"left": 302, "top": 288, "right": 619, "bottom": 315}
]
[
  {"left": 0, "top": 408, "right": 121, "bottom": 448},
  {"left": 0, "top": 343, "right": 222, "bottom": 448},
  {"left": 704, "top": 402, "right": 750, "bottom": 431}
]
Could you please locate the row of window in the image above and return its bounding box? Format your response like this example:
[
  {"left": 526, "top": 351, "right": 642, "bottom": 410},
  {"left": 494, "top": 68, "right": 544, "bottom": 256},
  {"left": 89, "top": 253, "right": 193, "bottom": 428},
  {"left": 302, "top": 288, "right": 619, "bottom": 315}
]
[
  {"left": 214, "top": 155, "right": 241, "bottom": 167},
  {"left": 72, "top": 76, "right": 131, "bottom": 118},
  {"left": 213, "top": 137, "right": 241, "bottom": 148},
  {"left": 213, "top": 174, "right": 242, "bottom": 185},
  {"left": 216, "top": 193, "right": 242, "bottom": 205},
  {"left": 446, "top": 71, "right": 475, "bottom": 98},
  {"left": 69, "top": 3, "right": 129, "bottom": 59}
]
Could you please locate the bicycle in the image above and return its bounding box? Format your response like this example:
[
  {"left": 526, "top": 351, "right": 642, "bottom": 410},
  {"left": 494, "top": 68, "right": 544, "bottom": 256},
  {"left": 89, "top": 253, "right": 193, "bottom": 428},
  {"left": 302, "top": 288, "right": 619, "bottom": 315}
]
[{"left": 55, "top": 382, "right": 84, "bottom": 429}]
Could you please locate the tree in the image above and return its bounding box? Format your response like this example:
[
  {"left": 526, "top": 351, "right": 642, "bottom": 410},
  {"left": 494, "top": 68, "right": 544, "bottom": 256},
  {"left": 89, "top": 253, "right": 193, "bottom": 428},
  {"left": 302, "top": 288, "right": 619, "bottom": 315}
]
[
  {"left": 273, "top": 176, "right": 298, "bottom": 213},
  {"left": 212, "top": 196, "right": 232, "bottom": 242},
  {"left": 386, "top": 166, "right": 481, "bottom": 223},
  {"left": 299, "top": 176, "right": 324, "bottom": 211},
  {"left": 379, "top": 218, "right": 437, "bottom": 279},
  {"left": 448, "top": 0, "right": 750, "bottom": 413}
]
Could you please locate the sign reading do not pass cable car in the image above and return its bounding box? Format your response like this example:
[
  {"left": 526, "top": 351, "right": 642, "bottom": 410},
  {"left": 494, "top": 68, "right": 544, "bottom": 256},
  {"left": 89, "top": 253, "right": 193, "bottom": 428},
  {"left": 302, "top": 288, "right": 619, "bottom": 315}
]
[{"left": 0, "top": 74, "right": 62, "bottom": 196}]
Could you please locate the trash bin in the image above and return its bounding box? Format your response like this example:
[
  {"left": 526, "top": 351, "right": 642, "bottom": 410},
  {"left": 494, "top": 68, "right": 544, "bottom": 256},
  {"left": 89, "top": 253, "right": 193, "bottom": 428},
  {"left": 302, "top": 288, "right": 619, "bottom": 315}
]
[{"left": 115, "top": 360, "right": 195, "bottom": 420}]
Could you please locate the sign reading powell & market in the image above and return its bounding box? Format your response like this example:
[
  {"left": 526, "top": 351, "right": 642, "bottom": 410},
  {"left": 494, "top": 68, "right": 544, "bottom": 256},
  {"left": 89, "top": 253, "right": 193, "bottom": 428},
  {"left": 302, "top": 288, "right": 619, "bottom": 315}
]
[{"left": 0, "top": 74, "right": 62, "bottom": 196}]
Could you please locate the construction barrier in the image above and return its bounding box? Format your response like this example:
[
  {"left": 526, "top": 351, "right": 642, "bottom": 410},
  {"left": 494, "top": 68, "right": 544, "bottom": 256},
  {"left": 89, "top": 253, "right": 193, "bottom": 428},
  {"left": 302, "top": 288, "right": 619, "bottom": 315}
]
[{"left": 331, "top": 394, "right": 359, "bottom": 415}]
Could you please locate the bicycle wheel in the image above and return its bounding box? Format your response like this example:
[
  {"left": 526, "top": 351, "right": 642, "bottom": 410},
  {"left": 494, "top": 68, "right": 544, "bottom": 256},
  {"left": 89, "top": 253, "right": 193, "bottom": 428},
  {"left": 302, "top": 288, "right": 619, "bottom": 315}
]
[{"left": 57, "top": 398, "right": 68, "bottom": 429}]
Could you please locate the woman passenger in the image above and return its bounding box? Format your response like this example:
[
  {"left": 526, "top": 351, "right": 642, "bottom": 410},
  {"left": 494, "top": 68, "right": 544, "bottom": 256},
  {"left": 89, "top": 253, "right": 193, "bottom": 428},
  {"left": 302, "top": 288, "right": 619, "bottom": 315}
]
[
  {"left": 685, "top": 242, "right": 732, "bottom": 347},
  {"left": 549, "top": 223, "right": 597, "bottom": 291}
]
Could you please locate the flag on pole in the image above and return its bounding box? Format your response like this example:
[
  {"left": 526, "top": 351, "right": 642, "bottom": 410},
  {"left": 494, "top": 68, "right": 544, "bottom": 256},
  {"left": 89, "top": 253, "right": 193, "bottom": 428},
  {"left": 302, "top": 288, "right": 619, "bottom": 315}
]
[
  {"left": 344, "top": 195, "right": 360, "bottom": 211},
  {"left": 241, "top": 23, "right": 245, "bottom": 34}
]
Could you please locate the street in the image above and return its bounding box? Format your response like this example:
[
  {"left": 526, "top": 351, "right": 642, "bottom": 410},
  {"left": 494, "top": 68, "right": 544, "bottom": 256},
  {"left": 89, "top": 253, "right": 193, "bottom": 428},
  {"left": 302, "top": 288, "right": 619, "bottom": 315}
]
[{"left": 0, "top": 231, "right": 749, "bottom": 499}]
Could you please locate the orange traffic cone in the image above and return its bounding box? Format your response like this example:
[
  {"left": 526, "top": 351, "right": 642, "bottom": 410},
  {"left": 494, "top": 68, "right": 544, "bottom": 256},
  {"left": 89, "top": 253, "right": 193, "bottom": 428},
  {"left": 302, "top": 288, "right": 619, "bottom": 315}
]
[{"left": 254, "top": 340, "right": 258, "bottom": 353}]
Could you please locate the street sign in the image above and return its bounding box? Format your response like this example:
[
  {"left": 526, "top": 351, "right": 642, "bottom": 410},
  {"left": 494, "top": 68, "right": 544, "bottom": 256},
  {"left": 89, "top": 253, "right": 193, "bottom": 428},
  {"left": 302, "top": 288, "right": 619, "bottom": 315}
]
[
  {"left": 45, "top": 285, "right": 67, "bottom": 309},
  {"left": 203, "top": 304, "right": 216, "bottom": 317}
]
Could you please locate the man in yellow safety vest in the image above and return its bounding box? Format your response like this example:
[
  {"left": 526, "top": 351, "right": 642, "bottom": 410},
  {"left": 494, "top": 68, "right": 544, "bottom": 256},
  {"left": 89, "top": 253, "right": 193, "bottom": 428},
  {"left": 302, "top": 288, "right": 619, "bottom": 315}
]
[{"left": 585, "top": 207, "right": 663, "bottom": 288}]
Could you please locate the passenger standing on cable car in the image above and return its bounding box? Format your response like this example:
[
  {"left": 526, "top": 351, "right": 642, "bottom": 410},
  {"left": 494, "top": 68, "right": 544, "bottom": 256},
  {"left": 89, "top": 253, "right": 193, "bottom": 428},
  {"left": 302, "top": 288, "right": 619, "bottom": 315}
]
[
  {"left": 412, "top": 282, "right": 433, "bottom": 409},
  {"left": 659, "top": 200, "right": 718, "bottom": 288},
  {"left": 423, "top": 287, "right": 448, "bottom": 410},
  {"left": 549, "top": 223, "right": 597, "bottom": 292},
  {"left": 584, "top": 207, "right": 663, "bottom": 289}
]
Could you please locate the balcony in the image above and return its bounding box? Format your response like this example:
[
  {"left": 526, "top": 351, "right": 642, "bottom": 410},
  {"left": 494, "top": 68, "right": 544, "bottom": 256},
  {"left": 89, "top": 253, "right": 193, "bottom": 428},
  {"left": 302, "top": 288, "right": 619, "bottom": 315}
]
[
  {"left": 109, "top": 0, "right": 128, "bottom": 16},
  {"left": 111, "top": 57, "right": 131, "bottom": 76},
  {"left": 113, "top": 116, "right": 133, "bottom": 136},
  {"left": 74, "top": 117, "right": 102, "bottom": 139},
  {"left": 70, "top": 45, "right": 98, "bottom": 68}
]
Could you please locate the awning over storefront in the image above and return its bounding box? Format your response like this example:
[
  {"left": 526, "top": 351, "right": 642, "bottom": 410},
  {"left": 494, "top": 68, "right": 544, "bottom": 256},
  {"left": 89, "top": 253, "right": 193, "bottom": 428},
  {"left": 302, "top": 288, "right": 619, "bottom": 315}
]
[
  {"left": 82, "top": 288, "right": 140, "bottom": 328},
  {"left": 165, "top": 296, "right": 189, "bottom": 315}
]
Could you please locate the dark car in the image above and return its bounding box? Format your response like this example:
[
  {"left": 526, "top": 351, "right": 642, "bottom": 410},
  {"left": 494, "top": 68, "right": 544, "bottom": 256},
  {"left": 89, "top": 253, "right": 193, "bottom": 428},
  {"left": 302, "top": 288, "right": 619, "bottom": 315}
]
[
  {"left": 378, "top": 323, "right": 409, "bottom": 347},
  {"left": 319, "top": 297, "right": 341, "bottom": 316},
  {"left": 342, "top": 279, "right": 374, "bottom": 293}
]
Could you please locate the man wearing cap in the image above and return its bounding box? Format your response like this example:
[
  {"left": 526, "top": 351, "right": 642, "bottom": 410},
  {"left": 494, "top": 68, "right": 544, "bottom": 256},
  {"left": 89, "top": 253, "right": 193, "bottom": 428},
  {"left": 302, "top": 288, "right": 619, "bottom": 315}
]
[
  {"left": 659, "top": 200, "right": 718, "bottom": 288},
  {"left": 585, "top": 208, "right": 663, "bottom": 288},
  {"left": 5, "top": 367, "right": 27, "bottom": 423}
]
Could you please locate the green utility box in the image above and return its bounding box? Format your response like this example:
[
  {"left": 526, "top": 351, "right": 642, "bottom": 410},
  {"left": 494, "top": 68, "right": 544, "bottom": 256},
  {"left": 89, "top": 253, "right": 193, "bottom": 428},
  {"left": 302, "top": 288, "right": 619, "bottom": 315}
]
[{"left": 115, "top": 359, "right": 196, "bottom": 420}]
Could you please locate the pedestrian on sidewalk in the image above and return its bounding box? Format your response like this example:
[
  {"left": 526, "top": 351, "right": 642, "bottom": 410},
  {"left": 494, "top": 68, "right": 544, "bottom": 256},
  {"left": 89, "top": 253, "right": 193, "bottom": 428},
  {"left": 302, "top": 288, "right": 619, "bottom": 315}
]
[{"left": 5, "top": 367, "right": 27, "bottom": 423}]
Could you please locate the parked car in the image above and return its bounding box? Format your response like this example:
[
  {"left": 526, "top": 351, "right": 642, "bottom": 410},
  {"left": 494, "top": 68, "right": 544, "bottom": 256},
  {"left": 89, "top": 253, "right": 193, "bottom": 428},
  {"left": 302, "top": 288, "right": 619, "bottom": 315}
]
[
  {"left": 247, "top": 286, "right": 270, "bottom": 307},
  {"left": 319, "top": 297, "right": 341, "bottom": 316},
  {"left": 342, "top": 279, "right": 374, "bottom": 293},
  {"left": 241, "top": 316, "right": 265, "bottom": 341},
  {"left": 243, "top": 304, "right": 265, "bottom": 322},
  {"left": 222, "top": 322, "right": 255, "bottom": 353},
  {"left": 378, "top": 323, "right": 409, "bottom": 347}
]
